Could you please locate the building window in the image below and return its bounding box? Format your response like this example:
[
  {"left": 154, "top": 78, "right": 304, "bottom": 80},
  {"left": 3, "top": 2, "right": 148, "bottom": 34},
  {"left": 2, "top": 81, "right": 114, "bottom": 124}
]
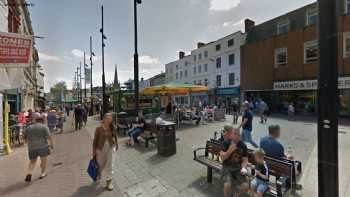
[
  {"left": 216, "top": 57, "right": 221, "bottom": 68},
  {"left": 204, "top": 51, "right": 208, "bottom": 58},
  {"left": 185, "top": 61, "right": 189, "bottom": 66},
  {"left": 204, "top": 78, "right": 208, "bottom": 86},
  {"left": 176, "top": 72, "right": 178, "bottom": 79},
  {"left": 228, "top": 39, "right": 234, "bottom": 47},
  {"left": 180, "top": 71, "right": 183, "bottom": 79},
  {"left": 198, "top": 65, "right": 202, "bottom": 73},
  {"left": 184, "top": 70, "right": 188, "bottom": 77},
  {"left": 204, "top": 64, "right": 208, "bottom": 72},
  {"left": 193, "top": 55, "right": 197, "bottom": 62},
  {"left": 198, "top": 80, "right": 202, "bottom": 85},
  {"left": 193, "top": 66, "right": 197, "bottom": 74},
  {"left": 306, "top": 9, "right": 318, "bottom": 26},
  {"left": 216, "top": 75, "right": 221, "bottom": 87},
  {"left": 346, "top": 0, "right": 350, "bottom": 14},
  {"left": 229, "top": 54, "right": 235, "bottom": 65},
  {"left": 216, "top": 44, "right": 221, "bottom": 51},
  {"left": 193, "top": 80, "right": 196, "bottom": 85},
  {"left": 275, "top": 47, "right": 288, "bottom": 66},
  {"left": 176, "top": 64, "right": 178, "bottom": 70},
  {"left": 304, "top": 40, "right": 319, "bottom": 63},
  {"left": 277, "top": 20, "right": 290, "bottom": 35},
  {"left": 198, "top": 53, "right": 202, "bottom": 60},
  {"left": 344, "top": 32, "right": 350, "bottom": 57},
  {"left": 229, "top": 73, "right": 235, "bottom": 85}
]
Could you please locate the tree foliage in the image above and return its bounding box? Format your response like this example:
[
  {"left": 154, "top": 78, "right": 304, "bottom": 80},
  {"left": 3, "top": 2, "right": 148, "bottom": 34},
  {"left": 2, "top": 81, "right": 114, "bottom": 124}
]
[{"left": 50, "top": 81, "right": 68, "bottom": 103}]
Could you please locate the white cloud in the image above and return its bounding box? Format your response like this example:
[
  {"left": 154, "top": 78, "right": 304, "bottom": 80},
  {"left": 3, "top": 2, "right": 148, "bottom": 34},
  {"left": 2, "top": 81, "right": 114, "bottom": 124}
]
[
  {"left": 210, "top": 0, "right": 241, "bottom": 11},
  {"left": 223, "top": 19, "right": 244, "bottom": 27},
  {"left": 71, "top": 49, "right": 84, "bottom": 58},
  {"left": 131, "top": 55, "right": 161, "bottom": 64},
  {"left": 39, "top": 52, "right": 61, "bottom": 62}
]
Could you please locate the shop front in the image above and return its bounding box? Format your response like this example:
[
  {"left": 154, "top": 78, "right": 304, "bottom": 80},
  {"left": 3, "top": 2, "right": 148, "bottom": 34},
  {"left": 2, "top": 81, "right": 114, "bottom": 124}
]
[{"left": 214, "top": 87, "right": 240, "bottom": 109}]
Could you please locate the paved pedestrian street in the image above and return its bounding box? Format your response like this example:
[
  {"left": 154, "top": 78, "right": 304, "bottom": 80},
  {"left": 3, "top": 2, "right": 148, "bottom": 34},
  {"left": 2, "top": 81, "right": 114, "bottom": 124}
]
[{"left": 1, "top": 115, "right": 350, "bottom": 197}]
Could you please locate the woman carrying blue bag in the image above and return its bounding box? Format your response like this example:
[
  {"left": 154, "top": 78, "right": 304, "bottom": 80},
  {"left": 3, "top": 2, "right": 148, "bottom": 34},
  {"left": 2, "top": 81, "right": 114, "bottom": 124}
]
[{"left": 92, "top": 113, "right": 118, "bottom": 191}]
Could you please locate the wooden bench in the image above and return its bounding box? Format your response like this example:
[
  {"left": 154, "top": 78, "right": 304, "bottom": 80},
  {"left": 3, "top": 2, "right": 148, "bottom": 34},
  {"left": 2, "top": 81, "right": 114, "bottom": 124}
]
[
  {"left": 140, "top": 120, "right": 158, "bottom": 148},
  {"left": 193, "top": 140, "right": 302, "bottom": 197}
]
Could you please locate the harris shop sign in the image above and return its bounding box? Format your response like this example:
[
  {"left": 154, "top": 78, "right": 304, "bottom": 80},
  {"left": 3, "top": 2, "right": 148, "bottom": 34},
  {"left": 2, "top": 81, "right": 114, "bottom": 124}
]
[
  {"left": 0, "top": 32, "right": 33, "bottom": 68},
  {"left": 273, "top": 77, "right": 350, "bottom": 90}
]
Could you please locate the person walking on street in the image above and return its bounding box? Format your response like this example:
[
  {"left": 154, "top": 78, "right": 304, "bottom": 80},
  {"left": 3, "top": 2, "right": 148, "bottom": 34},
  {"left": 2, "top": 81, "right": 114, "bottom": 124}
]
[
  {"left": 232, "top": 101, "right": 239, "bottom": 124},
  {"left": 74, "top": 104, "right": 83, "bottom": 131},
  {"left": 257, "top": 100, "right": 268, "bottom": 124},
  {"left": 47, "top": 109, "right": 57, "bottom": 133},
  {"left": 24, "top": 114, "right": 54, "bottom": 182},
  {"left": 83, "top": 105, "right": 88, "bottom": 126},
  {"left": 92, "top": 113, "right": 118, "bottom": 191},
  {"left": 288, "top": 103, "right": 295, "bottom": 121},
  {"left": 238, "top": 102, "right": 259, "bottom": 148}
]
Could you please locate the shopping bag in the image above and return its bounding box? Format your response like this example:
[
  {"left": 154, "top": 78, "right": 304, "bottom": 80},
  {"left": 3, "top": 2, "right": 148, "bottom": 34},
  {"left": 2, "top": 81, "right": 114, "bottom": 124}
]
[{"left": 87, "top": 157, "right": 99, "bottom": 182}]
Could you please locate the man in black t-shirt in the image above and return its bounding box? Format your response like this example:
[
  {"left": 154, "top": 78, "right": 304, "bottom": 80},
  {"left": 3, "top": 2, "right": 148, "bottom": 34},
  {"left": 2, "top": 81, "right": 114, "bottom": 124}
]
[{"left": 220, "top": 126, "right": 249, "bottom": 197}]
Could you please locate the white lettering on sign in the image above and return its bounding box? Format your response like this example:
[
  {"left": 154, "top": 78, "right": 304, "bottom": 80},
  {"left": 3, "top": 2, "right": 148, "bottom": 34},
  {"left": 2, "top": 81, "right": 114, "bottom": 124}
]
[{"left": 273, "top": 77, "right": 350, "bottom": 90}]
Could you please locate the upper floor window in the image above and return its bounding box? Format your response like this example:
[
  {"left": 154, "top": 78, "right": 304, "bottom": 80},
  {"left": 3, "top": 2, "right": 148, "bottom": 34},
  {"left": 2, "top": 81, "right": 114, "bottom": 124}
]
[
  {"left": 275, "top": 47, "right": 288, "bottom": 67},
  {"left": 185, "top": 61, "right": 189, "bottom": 66},
  {"left": 198, "top": 53, "right": 202, "bottom": 60},
  {"left": 304, "top": 40, "right": 319, "bottom": 63},
  {"left": 229, "top": 54, "right": 235, "bottom": 65},
  {"left": 216, "top": 75, "right": 221, "bottom": 87},
  {"left": 184, "top": 70, "right": 188, "bottom": 78},
  {"left": 193, "top": 66, "right": 197, "bottom": 74},
  {"left": 204, "top": 51, "right": 208, "bottom": 58},
  {"left": 277, "top": 20, "right": 290, "bottom": 35},
  {"left": 193, "top": 80, "right": 196, "bottom": 85},
  {"left": 306, "top": 9, "right": 318, "bottom": 26},
  {"left": 344, "top": 32, "right": 350, "bottom": 58},
  {"left": 204, "top": 64, "right": 208, "bottom": 72},
  {"left": 228, "top": 39, "right": 234, "bottom": 47},
  {"left": 193, "top": 55, "right": 197, "bottom": 62},
  {"left": 198, "top": 80, "right": 202, "bottom": 85},
  {"left": 216, "top": 44, "right": 221, "bottom": 51},
  {"left": 216, "top": 57, "right": 221, "bottom": 68},
  {"left": 346, "top": 0, "right": 350, "bottom": 14},
  {"left": 176, "top": 72, "right": 178, "bottom": 79},
  {"left": 204, "top": 78, "right": 209, "bottom": 86},
  {"left": 180, "top": 71, "right": 183, "bottom": 79},
  {"left": 198, "top": 65, "right": 202, "bottom": 74},
  {"left": 176, "top": 64, "right": 179, "bottom": 70},
  {"left": 229, "top": 73, "right": 235, "bottom": 86}
]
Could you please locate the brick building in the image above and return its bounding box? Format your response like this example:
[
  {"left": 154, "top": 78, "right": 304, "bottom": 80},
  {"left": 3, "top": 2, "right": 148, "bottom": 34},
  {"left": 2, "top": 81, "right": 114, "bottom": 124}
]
[{"left": 241, "top": 1, "right": 350, "bottom": 115}]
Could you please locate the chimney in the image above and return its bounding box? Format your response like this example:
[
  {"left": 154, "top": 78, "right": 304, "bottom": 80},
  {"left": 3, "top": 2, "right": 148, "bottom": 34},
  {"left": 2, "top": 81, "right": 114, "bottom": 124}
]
[
  {"left": 179, "top": 51, "right": 185, "bottom": 59},
  {"left": 244, "top": 19, "right": 255, "bottom": 33},
  {"left": 197, "top": 42, "right": 205, "bottom": 48}
]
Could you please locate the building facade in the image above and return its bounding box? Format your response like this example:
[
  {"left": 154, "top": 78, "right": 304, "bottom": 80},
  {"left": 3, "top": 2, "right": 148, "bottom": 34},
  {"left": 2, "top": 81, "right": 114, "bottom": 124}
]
[
  {"left": 241, "top": 1, "right": 350, "bottom": 115},
  {"left": 165, "top": 31, "right": 246, "bottom": 106}
]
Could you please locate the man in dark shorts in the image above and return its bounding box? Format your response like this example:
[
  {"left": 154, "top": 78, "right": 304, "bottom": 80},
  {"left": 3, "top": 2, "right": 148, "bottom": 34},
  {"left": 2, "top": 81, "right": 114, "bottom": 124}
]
[
  {"left": 220, "top": 125, "right": 249, "bottom": 197},
  {"left": 74, "top": 104, "right": 84, "bottom": 131},
  {"left": 239, "top": 102, "right": 259, "bottom": 148}
]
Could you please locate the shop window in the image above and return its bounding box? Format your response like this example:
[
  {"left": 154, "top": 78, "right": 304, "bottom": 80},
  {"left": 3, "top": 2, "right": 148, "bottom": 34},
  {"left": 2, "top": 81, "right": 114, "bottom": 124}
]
[
  {"left": 229, "top": 53, "right": 235, "bottom": 65},
  {"left": 277, "top": 20, "right": 290, "bottom": 35},
  {"left": 204, "top": 64, "right": 208, "bottom": 72},
  {"left": 228, "top": 39, "right": 234, "bottom": 47},
  {"left": 306, "top": 9, "right": 318, "bottom": 26},
  {"left": 344, "top": 32, "right": 350, "bottom": 58},
  {"left": 229, "top": 73, "right": 235, "bottom": 85},
  {"left": 216, "top": 75, "right": 221, "bottom": 87},
  {"left": 275, "top": 47, "right": 288, "bottom": 67},
  {"left": 216, "top": 57, "right": 221, "bottom": 68},
  {"left": 304, "top": 40, "right": 319, "bottom": 63},
  {"left": 198, "top": 65, "right": 202, "bottom": 74}
]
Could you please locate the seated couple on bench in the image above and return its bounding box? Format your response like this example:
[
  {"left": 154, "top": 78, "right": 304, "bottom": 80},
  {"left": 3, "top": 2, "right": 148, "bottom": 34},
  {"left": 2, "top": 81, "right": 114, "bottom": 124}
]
[{"left": 126, "top": 112, "right": 145, "bottom": 146}]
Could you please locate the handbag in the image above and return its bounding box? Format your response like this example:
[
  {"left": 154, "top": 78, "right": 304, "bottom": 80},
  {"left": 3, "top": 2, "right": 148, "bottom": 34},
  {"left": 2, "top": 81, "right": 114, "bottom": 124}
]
[{"left": 87, "top": 157, "right": 99, "bottom": 182}]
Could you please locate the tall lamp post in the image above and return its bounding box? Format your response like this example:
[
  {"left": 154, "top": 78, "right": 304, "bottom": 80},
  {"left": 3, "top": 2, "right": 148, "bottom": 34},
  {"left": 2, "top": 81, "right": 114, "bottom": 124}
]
[
  {"left": 317, "top": 0, "right": 339, "bottom": 196},
  {"left": 133, "top": 0, "right": 142, "bottom": 114},
  {"left": 84, "top": 52, "right": 87, "bottom": 100},
  {"left": 100, "top": 5, "right": 107, "bottom": 115},
  {"left": 90, "top": 36, "right": 95, "bottom": 115}
]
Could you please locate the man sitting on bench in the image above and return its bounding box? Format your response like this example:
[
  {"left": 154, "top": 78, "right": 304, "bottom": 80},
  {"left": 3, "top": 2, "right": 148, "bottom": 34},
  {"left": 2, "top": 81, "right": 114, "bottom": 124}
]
[
  {"left": 260, "top": 125, "right": 293, "bottom": 159},
  {"left": 219, "top": 125, "right": 249, "bottom": 197}
]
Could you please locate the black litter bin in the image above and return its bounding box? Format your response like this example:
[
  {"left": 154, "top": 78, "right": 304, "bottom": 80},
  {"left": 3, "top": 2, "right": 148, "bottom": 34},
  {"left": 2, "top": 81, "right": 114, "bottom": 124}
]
[{"left": 157, "top": 122, "right": 176, "bottom": 157}]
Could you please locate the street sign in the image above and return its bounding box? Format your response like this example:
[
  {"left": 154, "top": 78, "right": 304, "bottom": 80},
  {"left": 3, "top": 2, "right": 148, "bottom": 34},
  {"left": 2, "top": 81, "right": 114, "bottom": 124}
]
[{"left": 0, "top": 32, "right": 33, "bottom": 68}]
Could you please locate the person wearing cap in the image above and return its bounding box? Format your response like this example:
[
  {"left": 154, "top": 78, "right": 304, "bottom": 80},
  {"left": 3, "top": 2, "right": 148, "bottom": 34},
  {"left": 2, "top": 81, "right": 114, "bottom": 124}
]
[
  {"left": 238, "top": 102, "right": 259, "bottom": 148},
  {"left": 220, "top": 125, "right": 249, "bottom": 197},
  {"left": 24, "top": 114, "right": 54, "bottom": 182},
  {"left": 92, "top": 113, "right": 118, "bottom": 191}
]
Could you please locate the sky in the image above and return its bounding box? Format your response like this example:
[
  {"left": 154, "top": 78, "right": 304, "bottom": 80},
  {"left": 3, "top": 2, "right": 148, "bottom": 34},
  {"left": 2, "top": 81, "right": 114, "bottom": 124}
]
[{"left": 28, "top": 0, "right": 315, "bottom": 92}]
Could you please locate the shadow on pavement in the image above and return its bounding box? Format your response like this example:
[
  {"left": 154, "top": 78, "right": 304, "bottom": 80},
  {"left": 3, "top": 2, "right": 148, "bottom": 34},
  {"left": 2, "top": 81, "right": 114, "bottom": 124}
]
[
  {"left": 187, "top": 176, "right": 223, "bottom": 197},
  {"left": 70, "top": 183, "right": 106, "bottom": 197},
  {"left": 145, "top": 154, "right": 171, "bottom": 165},
  {"left": 0, "top": 181, "right": 32, "bottom": 196}
]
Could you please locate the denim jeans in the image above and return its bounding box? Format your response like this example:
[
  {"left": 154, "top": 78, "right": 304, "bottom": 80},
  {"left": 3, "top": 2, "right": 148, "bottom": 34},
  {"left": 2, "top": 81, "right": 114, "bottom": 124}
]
[
  {"left": 241, "top": 129, "right": 259, "bottom": 148},
  {"left": 128, "top": 128, "right": 144, "bottom": 143}
]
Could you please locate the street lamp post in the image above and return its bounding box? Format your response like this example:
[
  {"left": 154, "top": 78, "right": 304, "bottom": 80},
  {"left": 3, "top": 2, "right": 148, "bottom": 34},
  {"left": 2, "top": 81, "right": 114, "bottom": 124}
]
[
  {"left": 317, "top": 0, "right": 340, "bottom": 196},
  {"left": 84, "top": 52, "right": 87, "bottom": 100},
  {"left": 90, "top": 36, "right": 95, "bottom": 115},
  {"left": 133, "top": 0, "right": 142, "bottom": 114},
  {"left": 100, "top": 5, "right": 107, "bottom": 115},
  {"left": 79, "top": 62, "right": 82, "bottom": 103},
  {"left": 74, "top": 71, "right": 78, "bottom": 100}
]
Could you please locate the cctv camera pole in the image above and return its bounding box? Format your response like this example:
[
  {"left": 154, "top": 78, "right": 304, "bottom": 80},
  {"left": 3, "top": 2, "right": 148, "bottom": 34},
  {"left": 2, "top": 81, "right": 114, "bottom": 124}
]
[
  {"left": 134, "top": 0, "right": 142, "bottom": 114},
  {"left": 317, "top": 0, "right": 339, "bottom": 196},
  {"left": 100, "top": 5, "right": 107, "bottom": 115}
]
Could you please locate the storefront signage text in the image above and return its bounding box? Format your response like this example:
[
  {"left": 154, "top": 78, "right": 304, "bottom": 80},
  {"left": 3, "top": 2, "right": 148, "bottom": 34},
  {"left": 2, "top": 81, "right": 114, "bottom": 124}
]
[{"left": 273, "top": 77, "right": 350, "bottom": 90}]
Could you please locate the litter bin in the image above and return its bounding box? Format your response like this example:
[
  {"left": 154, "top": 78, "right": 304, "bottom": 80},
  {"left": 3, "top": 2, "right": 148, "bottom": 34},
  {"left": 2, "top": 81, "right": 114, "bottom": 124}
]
[{"left": 157, "top": 121, "right": 176, "bottom": 157}]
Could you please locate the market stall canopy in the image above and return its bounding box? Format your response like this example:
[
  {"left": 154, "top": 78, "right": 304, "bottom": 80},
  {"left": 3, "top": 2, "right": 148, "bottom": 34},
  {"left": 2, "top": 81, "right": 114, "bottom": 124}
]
[{"left": 142, "top": 82, "right": 208, "bottom": 95}]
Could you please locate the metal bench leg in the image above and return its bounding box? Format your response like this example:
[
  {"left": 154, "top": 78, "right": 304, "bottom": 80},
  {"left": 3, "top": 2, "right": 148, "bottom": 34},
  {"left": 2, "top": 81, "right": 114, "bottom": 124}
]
[
  {"left": 207, "top": 167, "right": 213, "bottom": 183},
  {"left": 145, "top": 138, "right": 149, "bottom": 148}
]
